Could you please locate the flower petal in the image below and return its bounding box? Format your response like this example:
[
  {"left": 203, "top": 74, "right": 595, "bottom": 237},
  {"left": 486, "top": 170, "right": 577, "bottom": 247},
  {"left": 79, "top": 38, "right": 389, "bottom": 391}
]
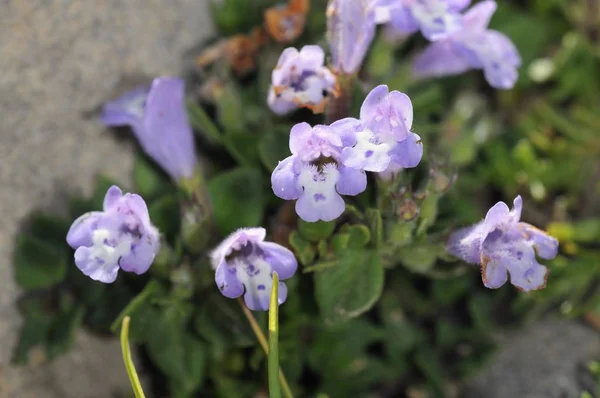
[
  {"left": 341, "top": 130, "right": 393, "bottom": 173},
  {"left": 100, "top": 86, "right": 149, "bottom": 127},
  {"left": 329, "top": 117, "right": 363, "bottom": 147},
  {"left": 215, "top": 261, "right": 245, "bottom": 299},
  {"left": 296, "top": 164, "right": 345, "bottom": 222},
  {"left": 289, "top": 122, "right": 314, "bottom": 154},
  {"left": 268, "top": 86, "right": 298, "bottom": 115},
  {"left": 299, "top": 45, "right": 326, "bottom": 69},
  {"left": 259, "top": 241, "right": 298, "bottom": 279},
  {"left": 103, "top": 185, "right": 123, "bottom": 211},
  {"left": 388, "top": 132, "right": 423, "bottom": 168},
  {"left": 66, "top": 211, "right": 103, "bottom": 249},
  {"left": 484, "top": 200, "right": 510, "bottom": 226},
  {"left": 447, "top": 222, "right": 487, "bottom": 264},
  {"left": 518, "top": 223, "right": 559, "bottom": 260},
  {"left": 337, "top": 166, "right": 367, "bottom": 196},
  {"left": 271, "top": 156, "right": 302, "bottom": 200},
  {"left": 360, "top": 84, "right": 390, "bottom": 121},
  {"left": 463, "top": 0, "right": 496, "bottom": 30},
  {"left": 74, "top": 246, "right": 120, "bottom": 284},
  {"left": 412, "top": 40, "right": 472, "bottom": 78},
  {"left": 119, "top": 231, "right": 159, "bottom": 274}
]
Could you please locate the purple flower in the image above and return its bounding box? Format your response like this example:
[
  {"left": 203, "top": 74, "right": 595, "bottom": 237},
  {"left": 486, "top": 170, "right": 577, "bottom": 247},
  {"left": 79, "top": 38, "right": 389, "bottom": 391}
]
[
  {"left": 331, "top": 85, "right": 423, "bottom": 174},
  {"left": 412, "top": 1, "right": 521, "bottom": 89},
  {"left": 100, "top": 77, "right": 198, "bottom": 180},
  {"left": 268, "top": 45, "right": 338, "bottom": 115},
  {"left": 271, "top": 122, "right": 367, "bottom": 222},
  {"left": 387, "top": 0, "right": 469, "bottom": 41},
  {"left": 66, "top": 186, "right": 160, "bottom": 283},
  {"left": 210, "top": 228, "right": 298, "bottom": 311},
  {"left": 447, "top": 196, "right": 559, "bottom": 292},
  {"left": 326, "top": 0, "right": 393, "bottom": 74}
]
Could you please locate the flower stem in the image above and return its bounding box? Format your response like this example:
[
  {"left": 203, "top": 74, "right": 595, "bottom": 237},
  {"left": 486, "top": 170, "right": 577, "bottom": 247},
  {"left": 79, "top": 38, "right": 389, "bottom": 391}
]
[
  {"left": 120, "top": 316, "right": 146, "bottom": 398},
  {"left": 326, "top": 73, "right": 355, "bottom": 124},
  {"left": 268, "top": 272, "right": 281, "bottom": 398},
  {"left": 238, "top": 298, "right": 294, "bottom": 398}
]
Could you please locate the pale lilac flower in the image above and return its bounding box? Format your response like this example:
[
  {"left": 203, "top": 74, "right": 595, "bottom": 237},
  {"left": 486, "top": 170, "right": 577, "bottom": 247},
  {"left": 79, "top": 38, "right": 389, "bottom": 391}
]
[
  {"left": 387, "top": 0, "right": 469, "bottom": 41},
  {"left": 327, "top": 0, "right": 394, "bottom": 74},
  {"left": 271, "top": 122, "right": 367, "bottom": 222},
  {"left": 268, "top": 45, "right": 338, "bottom": 115},
  {"left": 331, "top": 85, "right": 423, "bottom": 174},
  {"left": 210, "top": 228, "right": 298, "bottom": 311},
  {"left": 447, "top": 196, "right": 558, "bottom": 291},
  {"left": 66, "top": 186, "right": 160, "bottom": 283},
  {"left": 101, "top": 77, "right": 198, "bottom": 180},
  {"left": 412, "top": 1, "right": 521, "bottom": 89}
]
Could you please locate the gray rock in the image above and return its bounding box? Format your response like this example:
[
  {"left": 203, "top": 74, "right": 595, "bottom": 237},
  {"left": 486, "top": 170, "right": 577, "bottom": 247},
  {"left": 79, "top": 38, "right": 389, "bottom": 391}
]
[
  {"left": 465, "top": 319, "right": 600, "bottom": 398},
  {"left": 0, "top": 1, "right": 212, "bottom": 396}
]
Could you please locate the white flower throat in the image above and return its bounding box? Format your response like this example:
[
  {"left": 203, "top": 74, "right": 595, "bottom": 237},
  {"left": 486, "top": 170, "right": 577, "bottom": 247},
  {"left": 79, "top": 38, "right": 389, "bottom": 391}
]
[{"left": 89, "top": 229, "right": 132, "bottom": 266}]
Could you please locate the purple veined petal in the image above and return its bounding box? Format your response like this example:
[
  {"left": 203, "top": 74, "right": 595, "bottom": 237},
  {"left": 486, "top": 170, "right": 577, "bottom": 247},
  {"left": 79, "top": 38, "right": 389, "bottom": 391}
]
[
  {"left": 341, "top": 130, "right": 393, "bottom": 173},
  {"left": 388, "top": 132, "right": 423, "bottom": 168},
  {"left": 103, "top": 185, "right": 123, "bottom": 211},
  {"left": 518, "top": 223, "right": 559, "bottom": 260},
  {"left": 268, "top": 86, "right": 298, "bottom": 115},
  {"left": 360, "top": 84, "right": 390, "bottom": 121},
  {"left": 289, "top": 122, "right": 314, "bottom": 154},
  {"left": 389, "top": 90, "right": 413, "bottom": 130},
  {"left": 329, "top": 117, "right": 363, "bottom": 147},
  {"left": 119, "top": 229, "right": 160, "bottom": 274},
  {"left": 484, "top": 200, "right": 510, "bottom": 227},
  {"left": 482, "top": 228, "right": 549, "bottom": 291},
  {"left": 412, "top": 40, "right": 472, "bottom": 79},
  {"left": 74, "top": 246, "right": 120, "bottom": 283},
  {"left": 295, "top": 163, "right": 345, "bottom": 222},
  {"left": 480, "top": 256, "right": 508, "bottom": 289},
  {"left": 299, "top": 45, "right": 326, "bottom": 69},
  {"left": 66, "top": 211, "right": 103, "bottom": 249},
  {"left": 463, "top": 0, "right": 497, "bottom": 30},
  {"left": 271, "top": 156, "right": 302, "bottom": 200},
  {"left": 337, "top": 166, "right": 367, "bottom": 196},
  {"left": 100, "top": 85, "right": 149, "bottom": 127},
  {"left": 446, "top": 222, "right": 487, "bottom": 264},
  {"left": 272, "top": 47, "right": 300, "bottom": 85},
  {"left": 508, "top": 195, "right": 523, "bottom": 223},
  {"left": 215, "top": 260, "right": 245, "bottom": 299},
  {"left": 239, "top": 257, "right": 276, "bottom": 311},
  {"left": 259, "top": 241, "right": 298, "bottom": 279},
  {"left": 143, "top": 77, "right": 198, "bottom": 180}
]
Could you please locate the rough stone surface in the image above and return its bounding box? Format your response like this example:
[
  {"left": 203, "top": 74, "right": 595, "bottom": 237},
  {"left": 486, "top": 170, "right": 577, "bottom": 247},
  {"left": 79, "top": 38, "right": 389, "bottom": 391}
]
[
  {"left": 466, "top": 319, "right": 600, "bottom": 398},
  {"left": 0, "top": 1, "right": 212, "bottom": 396}
]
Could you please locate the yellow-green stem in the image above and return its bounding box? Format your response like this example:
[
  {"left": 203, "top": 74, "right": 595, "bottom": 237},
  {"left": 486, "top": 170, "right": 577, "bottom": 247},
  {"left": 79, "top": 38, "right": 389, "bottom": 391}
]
[{"left": 120, "top": 316, "right": 146, "bottom": 398}]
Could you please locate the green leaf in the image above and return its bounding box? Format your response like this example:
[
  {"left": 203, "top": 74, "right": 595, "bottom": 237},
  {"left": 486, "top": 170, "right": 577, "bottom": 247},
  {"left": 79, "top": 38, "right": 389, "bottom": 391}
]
[
  {"left": 415, "top": 346, "right": 445, "bottom": 395},
  {"left": 133, "top": 155, "right": 169, "bottom": 199},
  {"left": 330, "top": 233, "right": 350, "bottom": 254},
  {"left": 397, "top": 242, "right": 442, "bottom": 273},
  {"left": 298, "top": 220, "right": 336, "bottom": 242},
  {"left": 29, "top": 213, "right": 71, "bottom": 248},
  {"left": 186, "top": 101, "right": 223, "bottom": 144},
  {"left": 344, "top": 225, "right": 371, "bottom": 248},
  {"left": 387, "top": 222, "right": 414, "bottom": 247},
  {"left": 208, "top": 167, "right": 266, "bottom": 235},
  {"left": 365, "top": 209, "right": 383, "bottom": 248},
  {"left": 110, "top": 280, "right": 165, "bottom": 337},
  {"left": 314, "top": 250, "right": 384, "bottom": 325},
  {"left": 46, "top": 303, "right": 85, "bottom": 360},
  {"left": 147, "top": 306, "right": 206, "bottom": 395},
  {"left": 288, "top": 231, "right": 316, "bottom": 266},
  {"left": 258, "top": 129, "right": 292, "bottom": 171},
  {"left": 13, "top": 295, "right": 54, "bottom": 364},
  {"left": 149, "top": 194, "right": 181, "bottom": 239},
  {"left": 14, "top": 235, "right": 68, "bottom": 291}
]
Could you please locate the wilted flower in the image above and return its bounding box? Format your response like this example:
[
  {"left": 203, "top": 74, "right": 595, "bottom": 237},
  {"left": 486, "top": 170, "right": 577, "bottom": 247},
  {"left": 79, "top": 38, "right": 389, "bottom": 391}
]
[
  {"left": 271, "top": 122, "right": 367, "bottom": 222},
  {"left": 387, "top": 0, "right": 469, "bottom": 41},
  {"left": 268, "top": 45, "right": 338, "bottom": 115},
  {"left": 331, "top": 85, "right": 423, "bottom": 174},
  {"left": 211, "top": 228, "right": 298, "bottom": 311},
  {"left": 264, "top": 0, "right": 310, "bottom": 43},
  {"left": 447, "top": 196, "right": 558, "bottom": 291},
  {"left": 412, "top": 1, "right": 521, "bottom": 89},
  {"left": 326, "top": 0, "right": 393, "bottom": 74},
  {"left": 100, "top": 77, "right": 199, "bottom": 180},
  {"left": 66, "top": 186, "right": 160, "bottom": 283}
]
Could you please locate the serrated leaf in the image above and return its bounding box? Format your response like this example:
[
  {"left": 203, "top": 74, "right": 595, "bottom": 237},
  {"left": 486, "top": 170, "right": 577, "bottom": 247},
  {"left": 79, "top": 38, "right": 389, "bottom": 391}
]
[
  {"left": 14, "top": 235, "right": 68, "bottom": 291},
  {"left": 298, "top": 220, "right": 336, "bottom": 242},
  {"left": 314, "top": 250, "right": 384, "bottom": 325},
  {"left": 208, "top": 167, "right": 266, "bottom": 235}
]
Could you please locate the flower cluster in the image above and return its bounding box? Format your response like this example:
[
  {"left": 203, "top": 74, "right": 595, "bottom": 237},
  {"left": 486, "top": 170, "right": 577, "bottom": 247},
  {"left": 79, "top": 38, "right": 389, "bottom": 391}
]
[
  {"left": 412, "top": 1, "right": 521, "bottom": 89},
  {"left": 66, "top": 186, "right": 160, "bottom": 283},
  {"left": 101, "top": 77, "right": 199, "bottom": 181},
  {"left": 447, "top": 196, "right": 558, "bottom": 291},
  {"left": 272, "top": 84, "right": 423, "bottom": 222},
  {"left": 211, "top": 228, "right": 298, "bottom": 311},
  {"left": 268, "top": 45, "right": 338, "bottom": 115}
]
